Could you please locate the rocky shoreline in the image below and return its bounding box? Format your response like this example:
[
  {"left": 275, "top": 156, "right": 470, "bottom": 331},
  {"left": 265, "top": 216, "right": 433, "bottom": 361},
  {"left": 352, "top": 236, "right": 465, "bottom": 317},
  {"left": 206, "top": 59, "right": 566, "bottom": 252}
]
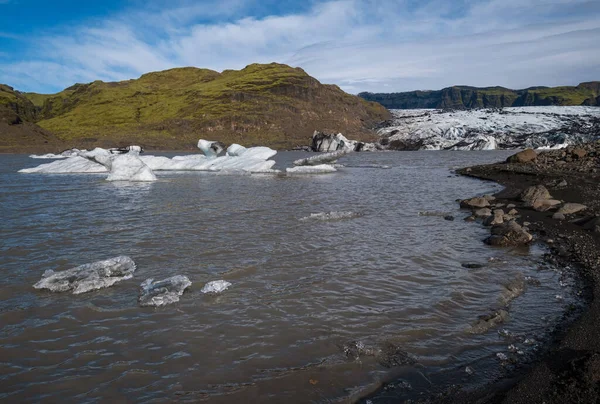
[{"left": 435, "top": 144, "right": 600, "bottom": 403}]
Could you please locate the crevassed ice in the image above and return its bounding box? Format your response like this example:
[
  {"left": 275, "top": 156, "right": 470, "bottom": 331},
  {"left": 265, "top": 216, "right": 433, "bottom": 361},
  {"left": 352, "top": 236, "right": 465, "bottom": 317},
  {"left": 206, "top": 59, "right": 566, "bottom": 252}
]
[
  {"left": 79, "top": 147, "right": 157, "bottom": 182},
  {"left": 379, "top": 106, "right": 600, "bottom": 150},
  {"left": 300, "top": 211, "right": 363, "bottom": 221},
  {"left": 286, "top": 164, "right": 337, "bottom": 174},
  {"left": 201, "top": 280, "right": 232, "bottom": 294},
  {"left": 33, "top": 256, "right": 136, "bottom": 294},
  {"left": 138, "top": 275, "right": 192, "bottom": 307}
]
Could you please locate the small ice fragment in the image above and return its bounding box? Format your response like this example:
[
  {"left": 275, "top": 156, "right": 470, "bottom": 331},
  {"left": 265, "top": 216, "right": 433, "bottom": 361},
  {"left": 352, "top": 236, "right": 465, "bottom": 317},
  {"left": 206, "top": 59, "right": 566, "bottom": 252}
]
[
  {"left": 33, "top": 256, "right": 136, "bottom": 294},
  {"left": 556, "top": 295, "right": 564, "bottom": 300},
  {"left": 508, "top": 344, "right": 518, "bottom": 353},
  {"left": 138, "top": 275, "right": 192, "bottom": 307},
  {"left": 496, "top": 352, "right": 508, "bottom": 361},
  {"left": 299, "top": 211, "right": 362, "bottom": 222},
  {"left": 524, "top": 338, "right": 536, "bottom": 345},
  {"left": 201, "top": 280, "right": 231, "bottom": 294},
  {"left": 286, "top": 164, "right": 337, "bottom": 174},
  {"left": 465, "top": 366, "right": 474, "bottom": 375}
]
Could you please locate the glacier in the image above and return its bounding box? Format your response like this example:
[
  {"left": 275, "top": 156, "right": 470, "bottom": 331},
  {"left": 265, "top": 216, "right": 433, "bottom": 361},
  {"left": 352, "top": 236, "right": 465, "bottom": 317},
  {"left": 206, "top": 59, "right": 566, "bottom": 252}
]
[
  {"left": 201, "top": 280, "right": 232, "bottom": 294},
  {"left": 33, "top": 256, "right": 136, "bottom": 295},
  {"left": 138, "top": 275, "right": 192, "bottom": 307},
  {"left": 378, "top": 106, "right": 600, "bottom": 150}
]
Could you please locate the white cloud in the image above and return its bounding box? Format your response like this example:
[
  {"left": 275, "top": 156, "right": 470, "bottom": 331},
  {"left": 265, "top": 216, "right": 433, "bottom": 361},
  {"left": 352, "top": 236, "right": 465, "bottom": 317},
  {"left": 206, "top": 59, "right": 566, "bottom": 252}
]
[{"left": 1, "top": 0, "right": 599, "bottom": 93}]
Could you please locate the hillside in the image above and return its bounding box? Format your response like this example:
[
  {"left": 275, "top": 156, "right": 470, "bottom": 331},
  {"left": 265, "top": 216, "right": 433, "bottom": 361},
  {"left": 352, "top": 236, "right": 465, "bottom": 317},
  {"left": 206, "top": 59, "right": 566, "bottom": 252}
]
[
  {"left": 0, "top": 84, "right": 65, "bottom": 152},
  {"left": 359, "top": 82, "right": 600, "bottom": 110},
  {"left": 3, "top": 63, "right": 389, "bottom": 151}
]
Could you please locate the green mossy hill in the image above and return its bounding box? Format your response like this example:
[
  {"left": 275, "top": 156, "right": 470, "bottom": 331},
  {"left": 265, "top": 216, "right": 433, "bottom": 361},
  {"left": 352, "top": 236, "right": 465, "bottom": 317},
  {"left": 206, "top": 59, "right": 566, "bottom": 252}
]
[
  {"left": 18, "top": 63, "right": 389, "bottom": 150},
  {"left": 0, "top": 84, "right": 39, "bottom": 123},
  {"left": 0, "top": 85, "right": 65, "bottom": 152},
  {"left": 359, "top": 82, "right": 600, "bottom": 109}
]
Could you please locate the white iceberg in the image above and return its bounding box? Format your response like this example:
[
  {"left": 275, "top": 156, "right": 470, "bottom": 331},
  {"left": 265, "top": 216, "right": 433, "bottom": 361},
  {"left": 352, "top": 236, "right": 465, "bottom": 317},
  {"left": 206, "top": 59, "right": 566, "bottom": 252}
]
[
  {"left": 201, "top": 280, "right": 231, "bottom": 294},
  {"left": 33, "top": 256, "right": 136, "bottom": 294},
  {"left": 286, "top": 164, "right": 337, "bottom": 174},
  {"left": 138, "top": 275, "right": 192, "bottom": 307},
  {"left": 79, "top": 147, "right": 157, "bottom": 182},
  {"left": 197, "top": 139, "right": 226, "bottom": 157},
  {"left": 19, "top": 156, "right": 108, "bottom": 173},
  {"left": 293, "top": 150, "right": 350, "bottom": 166}
]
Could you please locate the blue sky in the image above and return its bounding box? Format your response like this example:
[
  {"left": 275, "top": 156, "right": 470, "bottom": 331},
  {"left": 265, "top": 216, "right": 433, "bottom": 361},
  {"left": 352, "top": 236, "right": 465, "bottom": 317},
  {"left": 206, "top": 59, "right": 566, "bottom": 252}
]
[{"left": 1, "top": 0, "right": 599, "bottom": 94}]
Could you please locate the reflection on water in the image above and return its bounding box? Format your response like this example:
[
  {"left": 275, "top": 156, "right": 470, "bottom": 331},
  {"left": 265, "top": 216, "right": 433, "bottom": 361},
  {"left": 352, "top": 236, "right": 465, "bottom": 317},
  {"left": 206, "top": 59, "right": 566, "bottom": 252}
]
[{"left": 0, "top": 151, "right": 580, "bottom": 403}]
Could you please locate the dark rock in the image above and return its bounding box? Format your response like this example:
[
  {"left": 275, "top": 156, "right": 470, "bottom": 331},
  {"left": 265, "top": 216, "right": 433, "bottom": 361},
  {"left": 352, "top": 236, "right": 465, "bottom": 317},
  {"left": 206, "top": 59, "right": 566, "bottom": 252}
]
[
  {"left": 462, "top": 263, "right": 485, "bottom": 269},
  {"left": 444, "top": 215, "right": 455, "bottom": 221},
  {"left": 521, "top": 185, "right": 552, "bottom": 205},
  {"left": 507, "top": 149, "right": 537, "bottom": 164},
  {"left": 485, "top": 221, "right": 533, "bottom": 246},
  {"left": 461, "top": 197, "right": 491, "bottom": 209}
]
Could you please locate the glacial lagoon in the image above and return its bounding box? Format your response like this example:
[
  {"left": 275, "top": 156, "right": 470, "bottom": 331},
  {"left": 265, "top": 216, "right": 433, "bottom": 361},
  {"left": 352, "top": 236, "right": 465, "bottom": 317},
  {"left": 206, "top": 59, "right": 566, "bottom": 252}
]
[{"left": 0, "top": 151, "right": 581, "bottom": 402}]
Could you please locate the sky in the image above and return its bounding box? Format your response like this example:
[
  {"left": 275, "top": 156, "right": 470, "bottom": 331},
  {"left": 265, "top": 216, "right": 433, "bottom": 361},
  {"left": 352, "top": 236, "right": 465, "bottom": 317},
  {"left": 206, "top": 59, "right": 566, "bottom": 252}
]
[{"left": 0, "top": 0, "right": 599, "bottom": 94}]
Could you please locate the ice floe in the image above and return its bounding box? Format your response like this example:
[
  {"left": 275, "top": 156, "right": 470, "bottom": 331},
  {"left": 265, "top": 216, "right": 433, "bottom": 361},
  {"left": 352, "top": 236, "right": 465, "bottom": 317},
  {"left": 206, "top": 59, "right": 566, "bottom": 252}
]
[
  {"left": 201, "top": 280, "right": 231, "bottom": 294},
  {"left": 138, "top": 275, "right": 192, "bottom": 307},
  {"left": 20, "top": 156, "right": 108, "bottom": 173},
  {"left": 293, "top": 150, "right": 350, "bottom": 166},
  {"left": 286, "top": 164, "right": 337, "bottom": 174},
  {"left": 300, "top": 211, "right": 363, "bottom": 221},
  {"left": 33, "top": 256, "right": 136, "bottom": 294}
]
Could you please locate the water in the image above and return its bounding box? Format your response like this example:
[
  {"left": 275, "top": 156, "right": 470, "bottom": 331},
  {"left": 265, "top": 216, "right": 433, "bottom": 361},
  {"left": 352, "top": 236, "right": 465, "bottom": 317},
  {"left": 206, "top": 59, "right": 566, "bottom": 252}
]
[{"left": 0, "top": 151, "right": 580, "bottom": 403}]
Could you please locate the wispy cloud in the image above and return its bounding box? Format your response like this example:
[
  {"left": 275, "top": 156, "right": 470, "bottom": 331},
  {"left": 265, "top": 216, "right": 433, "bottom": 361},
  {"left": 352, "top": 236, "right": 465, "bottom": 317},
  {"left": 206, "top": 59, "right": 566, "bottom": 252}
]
[{"left": 1, "top": 0, "right": 599, "bottom": 93}]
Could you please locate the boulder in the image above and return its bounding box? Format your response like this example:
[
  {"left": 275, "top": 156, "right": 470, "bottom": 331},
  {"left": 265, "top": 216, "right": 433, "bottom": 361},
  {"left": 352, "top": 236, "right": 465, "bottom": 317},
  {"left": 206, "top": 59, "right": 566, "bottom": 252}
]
[
  {"left": 532, "top": 199, "right": 562, "bottom": 212},
  {"left": 572, "top": 148, "right": 587, "bottom": 159},
  {"left": 520, "top": 185, "right": 552, "bottom": 206},
  {"left": 484, "top": 209, "right": 504, "bottom": 226},
  {"left": 474, "top": 208, "right": 492, "bottom": 218},
  {"left": 508, "top": 209, "right": 519, "bottom": 216},
  {"left": 507, "top": 149, "right": 537, "bottom": 164},
  {"left": 557, "top": 203, "right": 587, "bottom": 215},
  {"left": 552, "top": 212, "right": 566, "bottom": 220},
  {"left": 460, "top": 197, "right": 490, "bottom": 209},
  {"left": 485, "top": 221, "right": 533, "bottom": 247}
]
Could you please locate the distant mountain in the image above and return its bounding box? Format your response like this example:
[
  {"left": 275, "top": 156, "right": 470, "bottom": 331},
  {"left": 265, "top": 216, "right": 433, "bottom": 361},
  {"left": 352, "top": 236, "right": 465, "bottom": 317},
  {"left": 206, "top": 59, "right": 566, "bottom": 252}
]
[
  {"left": 358, "top": 82, "right": 600, "bottom": 110},
  {"left": 0, "top": 63, "right": 390, "bottom": 152}
]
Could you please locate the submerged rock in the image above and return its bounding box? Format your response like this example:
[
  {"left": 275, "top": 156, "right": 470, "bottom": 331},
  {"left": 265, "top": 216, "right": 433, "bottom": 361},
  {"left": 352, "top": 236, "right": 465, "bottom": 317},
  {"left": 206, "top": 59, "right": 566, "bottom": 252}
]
[
  {"left": 467, "top": 309, "right": 509, "bottom": 334},
  {"left": 201, "top": 280, "right": 231, "bottom": 294},
  {"left": 33, "top": 256, "right": 136, "bottom": 294},
  {"left": 138, "top": 275, "right": 192, "bottom": 307},
  {"left": 485, "top": 221, "right": 533, "bottom": 247}
]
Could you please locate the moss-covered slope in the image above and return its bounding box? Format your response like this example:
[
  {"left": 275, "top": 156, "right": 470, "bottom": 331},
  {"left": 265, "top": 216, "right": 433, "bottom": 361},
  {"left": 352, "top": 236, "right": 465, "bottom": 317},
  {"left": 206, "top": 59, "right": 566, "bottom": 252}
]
[
  {"left": 17, "top": 63, "right": 389, "bottom": 150},
  {"left": 359, "top": 82, "right": 600, "bottom": 110}
]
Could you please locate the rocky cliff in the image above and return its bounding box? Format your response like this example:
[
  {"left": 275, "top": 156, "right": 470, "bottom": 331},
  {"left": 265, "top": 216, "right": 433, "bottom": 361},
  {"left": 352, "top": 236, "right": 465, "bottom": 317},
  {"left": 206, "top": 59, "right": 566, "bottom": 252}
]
[
  {"left": 0, "top": 63, "right": 389, "bottom": 152},
  {"left": 359, "top": 82, "right": 600, "bottom": 110}
]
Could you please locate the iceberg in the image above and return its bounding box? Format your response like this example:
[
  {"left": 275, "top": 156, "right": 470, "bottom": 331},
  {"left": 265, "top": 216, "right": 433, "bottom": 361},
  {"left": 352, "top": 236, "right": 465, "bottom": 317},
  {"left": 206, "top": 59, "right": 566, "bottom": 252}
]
[
  {"left": 197, "top": 139, "right": 226, "bottom": 157},
  {"left": 33, "top": 256, "right": 136, "bottom": 294},
  {"left": 286, "top": 164, "right": 337, "bottom": 174},
  {"left": 79, "top": 148, "right": 157, "bottom": 182},
  {"left": 293, "top": 150, "right": 350, "bottom": 166},
  {"left": 29, "top": 148, "right": 86, "bottom": 159},
  {"left": 138, "top": 275, "right": 192, "bottom": 307},
  {"left": 201, "top": 280, "right": 231, "bottom": 294},
  {"left": 19, "top": 156, "right": 108, "bottom": 173}
]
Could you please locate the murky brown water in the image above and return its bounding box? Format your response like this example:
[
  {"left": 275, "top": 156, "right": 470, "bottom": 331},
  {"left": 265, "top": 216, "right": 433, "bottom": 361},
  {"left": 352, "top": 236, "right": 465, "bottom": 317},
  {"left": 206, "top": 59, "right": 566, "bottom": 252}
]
[{"left": 0, "top": 151, "right": 580, "bottom": 403}]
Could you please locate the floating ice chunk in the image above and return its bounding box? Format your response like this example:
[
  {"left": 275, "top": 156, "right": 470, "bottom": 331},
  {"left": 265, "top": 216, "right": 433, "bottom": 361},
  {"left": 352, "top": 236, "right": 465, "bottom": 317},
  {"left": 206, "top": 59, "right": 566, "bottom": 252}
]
[
  {"left": 201, "top": 280, "right": 231, "bottom": 294},
  {"left": 33, "top": 256, "right": 136, "bottom": 294},
  {"left": 138, "top": 275, "right": 192, "bottom": 307},
  {"left": 293, "top": 150, "right": 350, "bottom": 166},
  {"left": 79, "top": 148, "right": 157, "bottom": 182},
  {"left": 286, "top": 164, "right": 337, "bottom": 174},
  {"left": 198, "top": 139, "right": 225, "bottom": 157},
  {"left": 300, "top": 211, "right": 363, "bottom": 221},
  {"left": 19, "top": 156, "right": 107, "bottom": 173}
]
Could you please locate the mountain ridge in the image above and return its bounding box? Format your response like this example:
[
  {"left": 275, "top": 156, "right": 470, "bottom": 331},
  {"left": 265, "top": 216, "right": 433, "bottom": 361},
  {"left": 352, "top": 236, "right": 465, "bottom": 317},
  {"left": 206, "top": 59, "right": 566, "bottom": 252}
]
[
  {"left": 359, "top": 82, "right": 600, "bottom": 110},
  {"left": 0, "top": 63, "right": 390, "bottom": 152}
]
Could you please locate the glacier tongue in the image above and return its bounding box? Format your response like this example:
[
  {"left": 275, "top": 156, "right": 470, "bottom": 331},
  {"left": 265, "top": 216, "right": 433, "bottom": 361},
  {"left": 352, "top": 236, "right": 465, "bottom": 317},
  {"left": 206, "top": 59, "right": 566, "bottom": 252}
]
[
  {"left": 33, "top": 256, "right": 136, "bottom": 295},
  {"left": 138, "top": 275, "right": 192, "bottom": 307},
  {"left": 379, "top": 106, "right": 600, "bottom": 150}
]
